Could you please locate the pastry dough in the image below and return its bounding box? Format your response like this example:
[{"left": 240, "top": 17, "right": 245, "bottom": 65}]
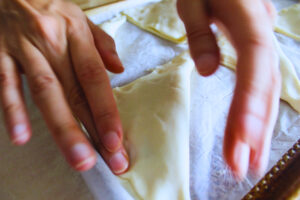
[
  {"left": 218, "top": 34, "right": 300, "bottom": 113},
  {"left": 71, "top": 0, "right": 118, "bottom": 10},
  {"left": 113, "top": 52, "right": 193, "bottom": 200},
  {"left": 274, "top": 37, "right": 300, "bottom": 113},
  {"left": 122, "top": 0, "right": 186, "bottom": 44},
  {"left": 275, "top": 4, "right": 300, "bottom": 41},
  {"left": 217, "top": 35, "right": 237, "bottom": 71}
]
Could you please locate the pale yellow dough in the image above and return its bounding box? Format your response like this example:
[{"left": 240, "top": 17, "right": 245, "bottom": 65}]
[
  {"left": 71, "top": 0, "right": 119, "bottom": 9},
  {"left": 217, "top": 35, "right": 237, "bottom": 71},
  {"left": 275, "top": 4, "right": 300, "bottom": 41},
  {"left": 218, "top": 34, "right": 300, "bottom": 113},
  {"left": 122, "top": 0, "right": 186, "bottom": 43},
  {"left": 113, "top": 52, "right": 193, "bottom": 200}
]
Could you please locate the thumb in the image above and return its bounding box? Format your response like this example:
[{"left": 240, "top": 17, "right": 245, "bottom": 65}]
[{"left": 177, "top": 0, "right": 219, "bottom": 76}]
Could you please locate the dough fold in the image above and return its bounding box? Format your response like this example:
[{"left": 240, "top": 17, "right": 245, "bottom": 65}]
[
  {"left": 122, "top": 0, "right": 186, "bottom": 43},
  {"left": 275, "top": 4, "right": 300, "bottom": 41},
  {"left": 71, "top": 0, "right": 118, "bottom": 9},
  {"left": 218, "top": 34, "right": 300, "bottom": 113},
  {"left": 113, "top": 52, "right": 193, "bottom": 200}
]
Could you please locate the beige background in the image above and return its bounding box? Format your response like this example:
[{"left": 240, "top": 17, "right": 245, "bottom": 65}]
[{"left": 0, "top": 81, "right": 93, "bottom": 200}]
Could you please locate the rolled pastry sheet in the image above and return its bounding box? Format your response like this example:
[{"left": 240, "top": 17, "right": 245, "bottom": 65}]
[
  {"left": 122, "top": 0, "right": 186, "bottom": 44},
  {"left": 275, "top": 3, "right": 300, "bottom": 41},
  {"left": 114, "top": 52, "right": 193, "bottom": 200},
  {"left": 70, "top": 0, "right": 119, "bottom": 10}
]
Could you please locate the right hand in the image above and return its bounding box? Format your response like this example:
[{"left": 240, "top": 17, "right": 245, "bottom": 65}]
[
  {"left": 0, "top": 0, "right": 129, "bottom": 174},
  {"left": 177, "top": 0, "right": 280, "bottom": 179}
]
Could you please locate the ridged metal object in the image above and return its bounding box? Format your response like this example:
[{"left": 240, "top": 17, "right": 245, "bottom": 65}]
[{"left": 242, "top": 139, "right": 300, "bottom": 200}]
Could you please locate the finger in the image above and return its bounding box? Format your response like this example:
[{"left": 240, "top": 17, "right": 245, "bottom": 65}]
[
  {"left": 88, "top": 19, "right": 124, "bottom": 74},
  {"left": 68, "top": 24, "right": 129, "bottom": 174},
  {"left": 0, "top": 51, "right": 31, "bottom": 145},
  {"left": 249, "top": 126, "right": 272, "bottom": 177},
  {"left": 72, "top": 92, "right": 129, "bottom": 175},
  {"left": 263, "top": 0, "right": 277, "bottom": 24},
  {"left": 67, "top": 85, "right": 128, "bottom": 175},
  {"left": 17, "top": 38, "right": 96, "bottom": 171},
  {"left": 177, "top": 0, "right": 219, "bottom": 76},
  {"left": 223, "top": 135, "right": 250, "bottom": 179},
  {"left": 215, "top": 0, "right": 281, "bottom": 177},
  {"left": 53, "top": 55, "right": 129, "bottom": 174}
]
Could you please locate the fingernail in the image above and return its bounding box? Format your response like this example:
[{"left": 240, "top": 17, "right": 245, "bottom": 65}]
[
  {"left": 71, "top": 143, "right": 95, "bottom": 170},
  {"left": 196, "top": 53, "right": 219, "bottom": 76},
  {"left": 109, "top": 151, "right": 128, "bottom": 175},
  {"left": 253, "top": 144, "right": 270, "bottom": 178},
  {"left": 12, "top": 124, "right": 29, "bottom": 145},
  {"left": 233, "top": 143, "right": 250, "bottom": 180},
  {"left": 102, "top": 131, "right": 121, "bottom": 152}
]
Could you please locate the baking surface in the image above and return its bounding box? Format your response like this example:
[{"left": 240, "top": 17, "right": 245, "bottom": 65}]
[
  {"left": 0, "top": 0, "right": 300, "bottom": 200},
  {"left": 83, "top": 0, "right": 300, "bottom": 199}
]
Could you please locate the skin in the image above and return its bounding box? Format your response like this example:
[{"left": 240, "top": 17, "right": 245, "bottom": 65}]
[
  {"left": 177, "top": 0, "right": 281, "bottom": 179},
  {"left": 0, "top": 0, "right": 281, "bottom": 180},
  {"left": 0, "top": 0, "right": 129, "bottom": 174}
]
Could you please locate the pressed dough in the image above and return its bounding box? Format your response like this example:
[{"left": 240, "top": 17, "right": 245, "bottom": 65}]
[
  {"left": 122, "top": 0, "right": 186, "bottom": 44},
  {"left": 217, "top": 34, "right": 300, "bottom": 113},
  {"left": 275, "top": 4, "right": 300, "bottom": 41},
  {"left": 217, "top": 35, "right": 237, "bottom": 71},
  {"left": 84, "top": 0, "right": 161, "bottom": 19},
  {"left": 71, "top": 0, "right": 118, "bottom": 9},
  {"left": 113, "top": 52, "right": 193, "bottom": 200}
]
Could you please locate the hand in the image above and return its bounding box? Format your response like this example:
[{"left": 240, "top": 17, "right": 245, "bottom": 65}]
[
  {"left": 177, "top": 0, "right": 281, "bottom": 179},
  {"left": 0, "top": 0, "right": 129, "bottom": 174}
]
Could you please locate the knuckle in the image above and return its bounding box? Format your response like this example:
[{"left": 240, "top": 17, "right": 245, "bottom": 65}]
[
  {"left": 52, "top": 122, "right": 78, "bottom": 138},
  {"left": 95, "top": 108, "right": 117, "bottom": 122},
  {"left": 77, "top": 61, "right": 106, "bottom": 84},
  {"left": 186, "top": 25, "right": 212, "bottom": 41},
  {"left": 0, "top": 72, "right": 16, "bottom": 87},
  {"left": 67, "top": 86, "right": 87, "bottom": 109},
  {"left": 241, "top": 36, "right": 272, "bottom": 50},
  {"left": 30, "top": 74, "right": 56, "bottom": 96},
  {"left": 2, "top": 103, "right": 21, "bottom": 115},
  {"left": 67, "top": 17, "right": 88, "bottom": 36}
]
